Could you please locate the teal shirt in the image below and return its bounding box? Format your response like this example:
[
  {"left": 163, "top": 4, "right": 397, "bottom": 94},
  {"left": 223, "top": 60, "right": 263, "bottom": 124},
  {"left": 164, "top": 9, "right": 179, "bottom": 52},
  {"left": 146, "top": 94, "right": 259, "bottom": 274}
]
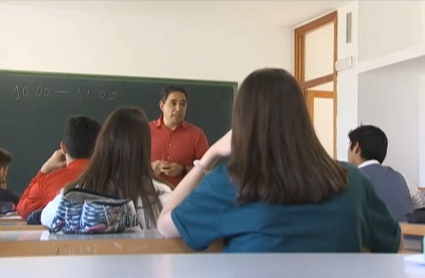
[{"left": 171, "top": 163, "right": 401, "bottom": 253}]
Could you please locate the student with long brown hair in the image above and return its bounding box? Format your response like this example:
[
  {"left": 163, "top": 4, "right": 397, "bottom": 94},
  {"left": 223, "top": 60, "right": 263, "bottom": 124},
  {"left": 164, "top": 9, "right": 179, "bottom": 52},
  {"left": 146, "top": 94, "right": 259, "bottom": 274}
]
[
  {"left": 158, "top": 68, "right": 402, "bottom": 252},
  {"left": 41, "top": 106, "right": 172, "bottom": 229}
]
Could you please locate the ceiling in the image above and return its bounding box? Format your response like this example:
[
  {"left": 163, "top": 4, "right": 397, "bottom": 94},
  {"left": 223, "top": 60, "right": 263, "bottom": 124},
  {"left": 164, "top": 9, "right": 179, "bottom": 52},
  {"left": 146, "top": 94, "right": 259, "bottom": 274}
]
[{"left": 1, "top": 0, "right": 349, "bottom": 27}]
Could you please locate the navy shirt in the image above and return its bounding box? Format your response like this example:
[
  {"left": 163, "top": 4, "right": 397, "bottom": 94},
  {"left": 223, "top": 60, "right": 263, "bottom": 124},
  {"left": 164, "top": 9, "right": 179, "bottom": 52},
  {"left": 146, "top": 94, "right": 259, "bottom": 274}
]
[{"left": 171, "top": 163, "right": 401, "bottom": 253}]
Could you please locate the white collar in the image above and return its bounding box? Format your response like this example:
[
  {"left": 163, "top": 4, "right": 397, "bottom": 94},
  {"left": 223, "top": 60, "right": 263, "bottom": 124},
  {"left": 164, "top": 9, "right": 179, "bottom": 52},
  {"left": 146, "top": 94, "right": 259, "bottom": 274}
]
[{"left": 358, "top": 160, "right": 380, "bottom": 169}]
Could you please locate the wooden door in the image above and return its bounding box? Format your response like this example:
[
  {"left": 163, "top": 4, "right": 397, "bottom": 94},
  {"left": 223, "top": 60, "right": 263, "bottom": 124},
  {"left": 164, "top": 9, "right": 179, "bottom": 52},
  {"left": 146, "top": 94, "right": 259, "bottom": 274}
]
[{"left": 305, "top": 90, "right": 335, "bottom": 157}]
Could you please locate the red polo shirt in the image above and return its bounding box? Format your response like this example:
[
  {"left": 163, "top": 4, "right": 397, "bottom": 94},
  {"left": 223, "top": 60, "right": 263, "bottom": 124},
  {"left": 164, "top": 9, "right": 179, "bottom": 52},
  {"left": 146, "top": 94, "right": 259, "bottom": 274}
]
[
  {"left": 16, "top": 159, "right": 89, "bottom": 218},
  {"left": 150, "top": 117, "right": 209, "bottom": 187}
]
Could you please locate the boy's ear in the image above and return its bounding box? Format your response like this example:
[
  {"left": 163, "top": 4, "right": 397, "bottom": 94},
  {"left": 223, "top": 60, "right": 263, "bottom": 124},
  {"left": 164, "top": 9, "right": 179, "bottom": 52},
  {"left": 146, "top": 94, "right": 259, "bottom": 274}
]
[
  {"left": 353, "top": 142, "right": 361, "bottom": 154},
  {"left": 60, "top": 141, "right": 67, "bottom": 155}
]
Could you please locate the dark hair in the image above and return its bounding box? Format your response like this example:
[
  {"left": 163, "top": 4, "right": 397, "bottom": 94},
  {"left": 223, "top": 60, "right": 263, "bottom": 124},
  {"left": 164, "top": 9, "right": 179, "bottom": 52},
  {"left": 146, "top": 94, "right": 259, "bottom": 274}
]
[
  {"left": 160, "top": 86, "right": 187, "bottom": 102},
  {"left": 228, "top": 68, "right": 348, "bottom": 205},
  {"left": 66, "top": 107, "right": 162, "bottom": 229},
  {"left": 0, "top": 148, "right": 12, "bottom": 168},
  {"left": 63, "top": 116, "right": 101, "bottom": 159},
  {"left": 348, "top": 125, "right": 388, "bottom": 164}
]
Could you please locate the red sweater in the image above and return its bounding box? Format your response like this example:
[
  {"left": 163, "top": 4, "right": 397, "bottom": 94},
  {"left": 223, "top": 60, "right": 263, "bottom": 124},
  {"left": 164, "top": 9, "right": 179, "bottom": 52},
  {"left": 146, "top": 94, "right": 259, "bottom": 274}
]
[{"left": 16, "top": 159, "right": 88, "bottom": 218}]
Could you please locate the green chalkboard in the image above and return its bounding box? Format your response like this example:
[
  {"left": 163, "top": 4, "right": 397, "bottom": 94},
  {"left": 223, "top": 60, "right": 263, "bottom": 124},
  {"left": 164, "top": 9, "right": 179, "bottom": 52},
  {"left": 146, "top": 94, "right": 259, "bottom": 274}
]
[{"left": 0, "top": 70, "right": 236, "bottom": 195}]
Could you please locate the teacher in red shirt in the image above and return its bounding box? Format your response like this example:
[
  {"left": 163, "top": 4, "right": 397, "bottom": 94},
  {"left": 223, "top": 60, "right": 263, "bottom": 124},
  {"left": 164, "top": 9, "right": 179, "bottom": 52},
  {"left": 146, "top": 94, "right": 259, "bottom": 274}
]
[{"left": 150, "top": 86, "right": 209, "bottom": 187}]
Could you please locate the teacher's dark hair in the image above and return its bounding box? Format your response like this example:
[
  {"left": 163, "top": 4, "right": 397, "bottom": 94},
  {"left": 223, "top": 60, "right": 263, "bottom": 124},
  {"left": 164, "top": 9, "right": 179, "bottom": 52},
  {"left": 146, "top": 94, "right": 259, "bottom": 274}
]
[
  {"left": 160, "top": 86, "right": 187, "bottom": 103},
  {"left": 228, "top": 68, "right": 348, "bottom": 205}
]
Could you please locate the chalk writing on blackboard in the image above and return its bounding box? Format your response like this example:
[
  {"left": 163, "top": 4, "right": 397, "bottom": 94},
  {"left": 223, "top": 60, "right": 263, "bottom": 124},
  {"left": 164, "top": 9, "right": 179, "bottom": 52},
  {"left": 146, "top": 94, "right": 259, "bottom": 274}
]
[
  {"left": 13, "top": 85, "right": 20, "bottom": 100},
  {"left": 76, "top": 89, "right": 93, "bottom": 99},
  {"left": 13, "top": 85, "right": 118, "bottom": 101},
  {"left": 44, "top": 87, "right": 51, "bottom": 97},
  {"left": 108, "top": 92, "right": 118, "bottom": 100},
  {"left": 22, "top": 87, "right": 29, "bottom": 97},
  {"left": 13, "top": 85, "right": 35, "bottom": 100},
  {"left": 35, "top": 86, "right": 42, "bottom": 97},
  {"left": 99, "top": 91, "right": 107, "bottom": 99}
]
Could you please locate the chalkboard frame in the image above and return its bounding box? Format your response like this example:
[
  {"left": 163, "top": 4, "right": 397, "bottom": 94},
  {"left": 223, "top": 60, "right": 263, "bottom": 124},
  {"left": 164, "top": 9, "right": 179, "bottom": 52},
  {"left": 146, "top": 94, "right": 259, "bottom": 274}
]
[{"left": 0, "top": 69, "right": 238, "bottom": 94}]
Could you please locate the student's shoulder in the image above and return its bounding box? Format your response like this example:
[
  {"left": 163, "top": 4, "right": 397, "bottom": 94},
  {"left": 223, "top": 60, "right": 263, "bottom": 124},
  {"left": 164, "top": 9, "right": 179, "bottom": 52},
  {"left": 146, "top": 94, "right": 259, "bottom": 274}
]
[
  {"left": 41, "top": 167, "right": 69, "bottom": 180},
  {"left": 193, "top": 164, "right": 237, "bottom": 202},
  {"left": 379, "top": 164, "right": 406, "bottom": 179},
  {"left": 338, "top": 161, "right": 372, "bottom": 191},
  {"left": 202, "top": 164, "right": 235, "bottom": 189},
  {"left": 338, "top": 161, "right": 363, "bottom": 176}
]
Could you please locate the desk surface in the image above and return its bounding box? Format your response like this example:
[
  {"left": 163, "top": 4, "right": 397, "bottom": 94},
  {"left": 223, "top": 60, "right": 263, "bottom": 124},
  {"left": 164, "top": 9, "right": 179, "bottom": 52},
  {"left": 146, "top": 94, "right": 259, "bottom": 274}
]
[
  {"left": 0, "top": 230, "right": 222, "bottom": 256},
  {"left": 0, "top": 254, "right": 423, "bottom": 278},
  {"left": 0, "top": 229, "right": 162, "bottom": 241}
]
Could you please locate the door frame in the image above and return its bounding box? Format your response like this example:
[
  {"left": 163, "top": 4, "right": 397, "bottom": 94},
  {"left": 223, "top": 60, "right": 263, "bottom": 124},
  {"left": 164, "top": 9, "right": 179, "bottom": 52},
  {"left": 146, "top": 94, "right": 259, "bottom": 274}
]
[{"left": 295, "top": 11, "right": 338, "bottom": 157}]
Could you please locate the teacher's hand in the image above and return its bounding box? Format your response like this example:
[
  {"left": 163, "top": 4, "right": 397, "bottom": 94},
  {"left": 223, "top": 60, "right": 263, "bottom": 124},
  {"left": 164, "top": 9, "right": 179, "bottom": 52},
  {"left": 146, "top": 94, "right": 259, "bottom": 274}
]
[
  {"left": 151, "top": 160, "right": 164, "bottom": 175},
  {"left": 161, "top": 162, "right": 185, "bottom": 177}
]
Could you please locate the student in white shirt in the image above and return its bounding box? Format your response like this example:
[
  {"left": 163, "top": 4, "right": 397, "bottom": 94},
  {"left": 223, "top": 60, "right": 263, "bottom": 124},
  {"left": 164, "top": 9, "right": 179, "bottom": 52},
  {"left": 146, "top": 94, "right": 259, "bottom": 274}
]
[{"left": 41, "top": 106, "right": 172, "bottom": 229}]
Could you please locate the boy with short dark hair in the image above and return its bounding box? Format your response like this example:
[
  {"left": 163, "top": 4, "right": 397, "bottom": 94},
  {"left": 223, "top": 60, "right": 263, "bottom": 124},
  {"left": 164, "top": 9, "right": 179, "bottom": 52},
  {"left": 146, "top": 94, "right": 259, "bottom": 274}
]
[
  {"left": 348, "top": 125, "right": 425, "bottom": 222},
  {"left": 16, "top": 116, "right": 101, "bottom": 218}
]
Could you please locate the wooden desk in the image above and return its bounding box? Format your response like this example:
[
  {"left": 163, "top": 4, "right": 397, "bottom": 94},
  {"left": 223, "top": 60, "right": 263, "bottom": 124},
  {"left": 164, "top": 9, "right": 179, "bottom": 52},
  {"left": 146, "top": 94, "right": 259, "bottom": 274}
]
[
  {"left": 0, "top": 254, "right": 423, "bottom": 278},
  {"left": 0, "top": 230, "right": 222, "bottom": 257},
  {"left": 401, "top": 223, "right": 425, "bottom": 236}
]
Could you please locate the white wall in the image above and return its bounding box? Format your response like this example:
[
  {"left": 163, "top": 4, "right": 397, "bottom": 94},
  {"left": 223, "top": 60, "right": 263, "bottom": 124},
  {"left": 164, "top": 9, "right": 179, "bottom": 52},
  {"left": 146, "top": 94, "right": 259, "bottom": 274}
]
[
  {"left": 336, "top": 1, "right": 359, "bottom": 161},
  {"left": 355, "top": 1, "right": 425, "bottom": 186},
  {"left": 358, "top": 0, "right": 421, "bottom": 63},
  {"left": 0, "top": 2, "right": 293, "bottom": 84},
  {"left": 419, "top": 75, "right": 425, "bottom": 185},
  {"left": 421, "top": 1, "right": 425, "bottom": 47},
  {"left": 358, "top": 57, "right": 425, "bottom": 185}
]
